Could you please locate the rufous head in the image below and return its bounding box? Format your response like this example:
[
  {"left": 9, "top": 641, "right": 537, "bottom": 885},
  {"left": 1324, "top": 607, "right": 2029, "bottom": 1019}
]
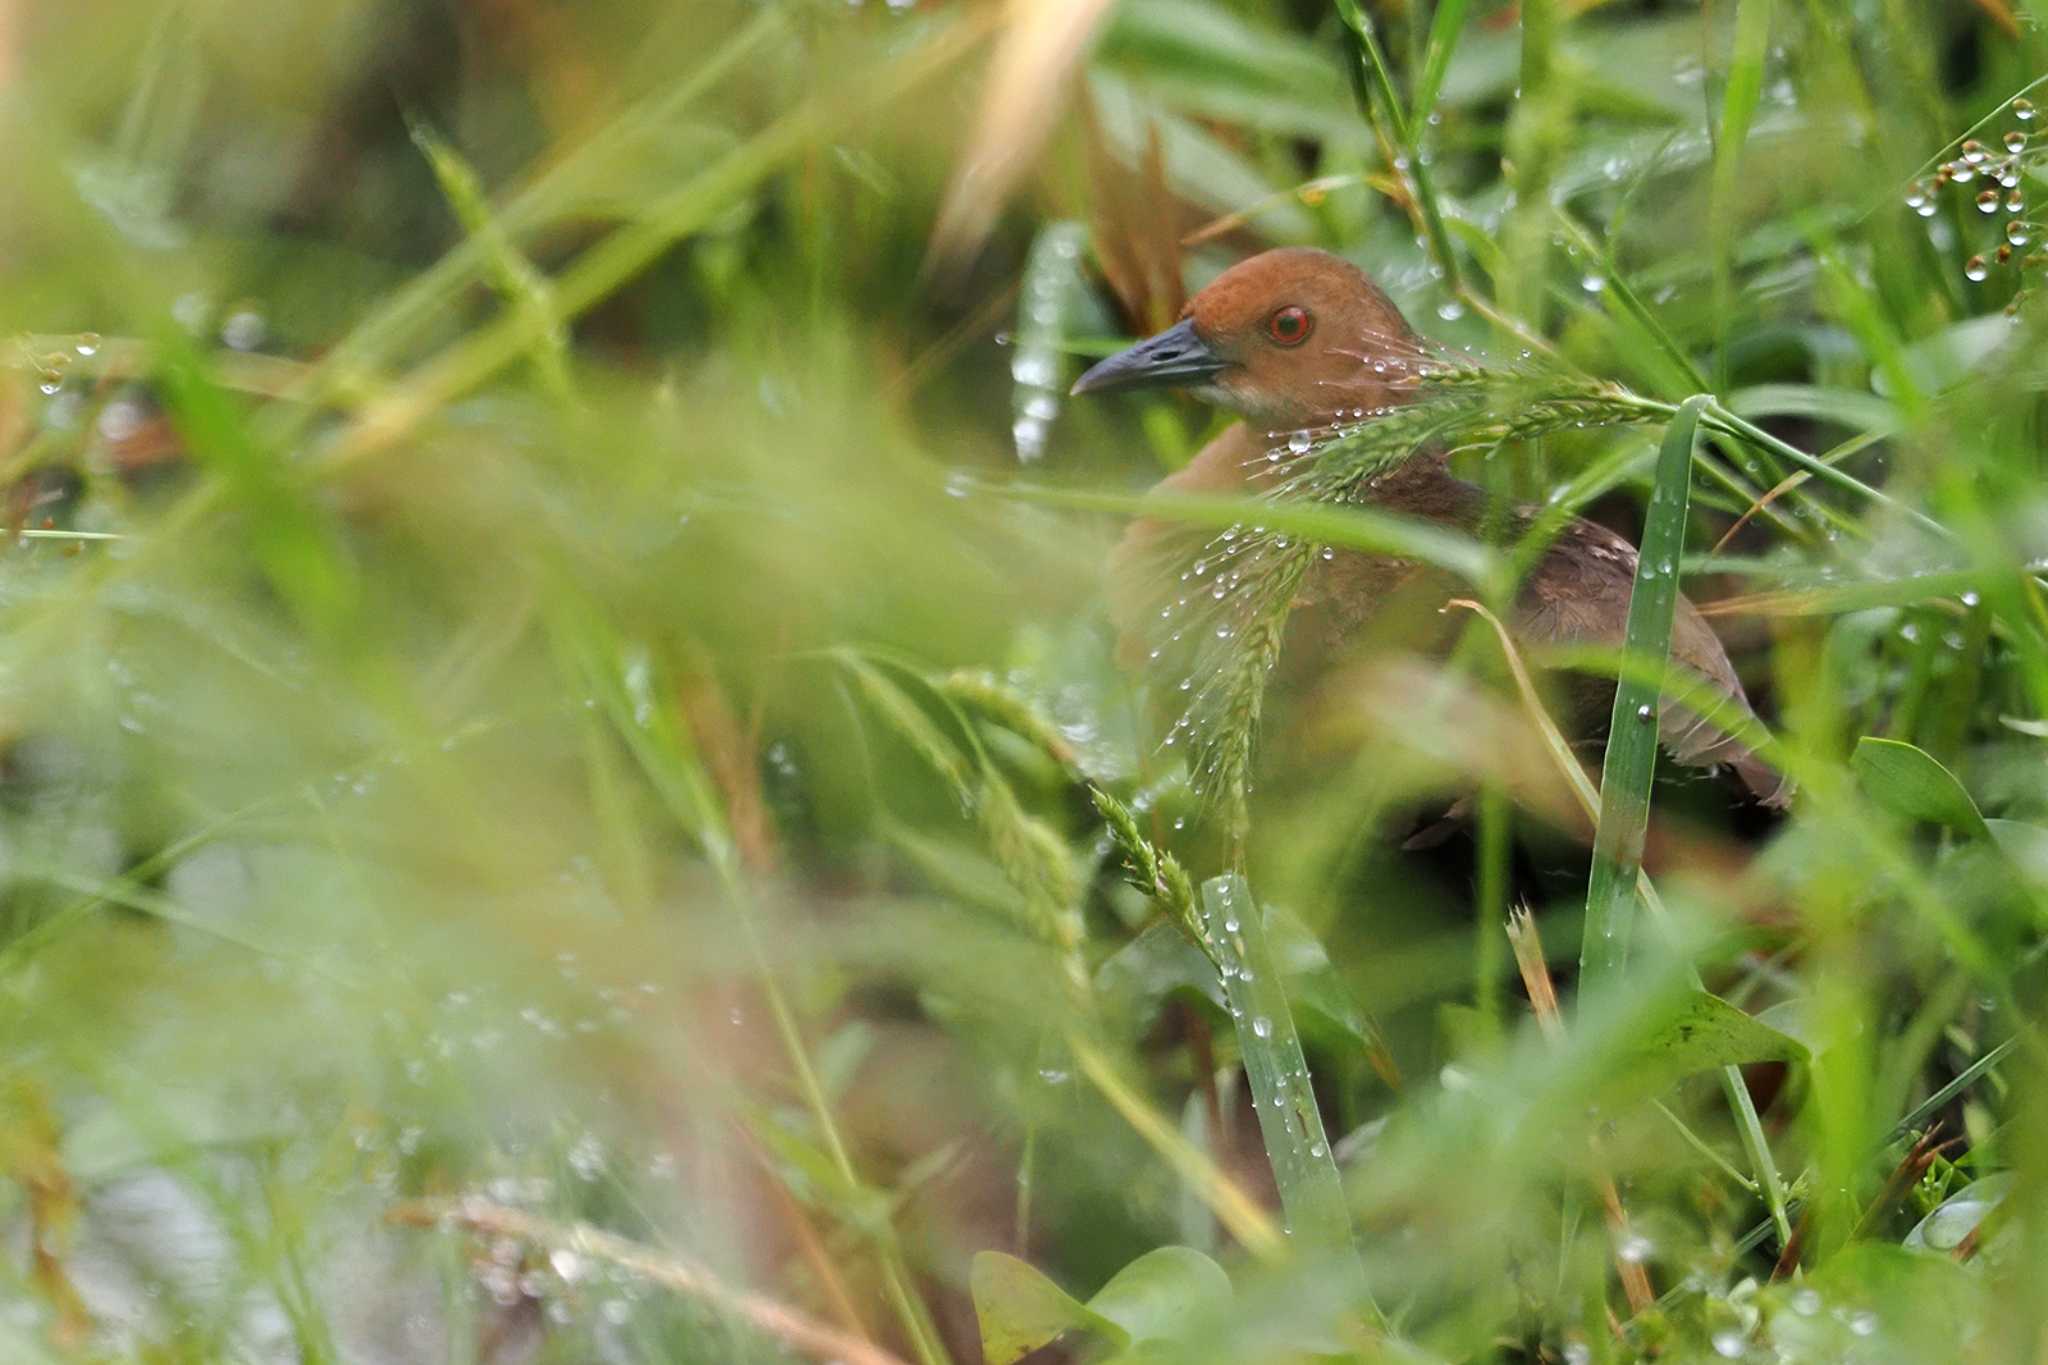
[{"left": 1071, "top": 247, "right": 1425, "bottom": 428}]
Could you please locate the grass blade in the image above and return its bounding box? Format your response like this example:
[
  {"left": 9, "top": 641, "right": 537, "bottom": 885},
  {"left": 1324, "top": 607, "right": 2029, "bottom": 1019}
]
[
  {"left": 1411, "top": 0, "right": 1472, "bottom": 126},
  {"left": 1709, "top": 0, "right": 1777, "bottom": 385},
  {"left": 1197, "top": 875, "right": 1372, "bottom": 1312},
  {"left": 1578, "top": 395, "right": 1706, "bottom": 991},
  {"left": 1332, "top": 0, "right": 1460, "bottom": 293}
]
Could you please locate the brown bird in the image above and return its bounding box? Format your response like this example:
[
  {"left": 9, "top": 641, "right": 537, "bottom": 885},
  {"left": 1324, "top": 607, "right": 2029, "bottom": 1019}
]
[{"left": 1072, "top": 247, "right": 1789, "bottom": 810}]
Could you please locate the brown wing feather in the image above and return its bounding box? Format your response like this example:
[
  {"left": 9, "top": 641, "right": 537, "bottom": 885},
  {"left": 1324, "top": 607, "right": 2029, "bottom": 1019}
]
[{"left": 1516, "top": 518, "right": 1789, "bottom": 808}]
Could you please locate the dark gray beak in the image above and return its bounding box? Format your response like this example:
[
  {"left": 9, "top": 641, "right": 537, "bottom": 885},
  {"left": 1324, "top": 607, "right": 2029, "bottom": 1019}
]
[{"left": 1070, "top": 317, "right": 1226, "bottom": 397}]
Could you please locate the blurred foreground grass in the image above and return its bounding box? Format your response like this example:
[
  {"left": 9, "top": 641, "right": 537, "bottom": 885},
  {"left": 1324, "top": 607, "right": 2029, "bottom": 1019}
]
[{"left": 2, "top": 1, "right": 2048, "bottom": 1361}]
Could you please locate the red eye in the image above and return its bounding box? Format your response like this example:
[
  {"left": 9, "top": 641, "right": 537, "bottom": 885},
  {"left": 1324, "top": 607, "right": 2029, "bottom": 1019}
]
[{"left": 1267, "top": 305, "right": 1313, "bottom": 346}]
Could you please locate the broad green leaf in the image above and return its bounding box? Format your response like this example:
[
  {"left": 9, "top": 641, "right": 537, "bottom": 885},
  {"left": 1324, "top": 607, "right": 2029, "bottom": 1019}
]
[
  {"left": 1852, "top": 737, "right": 1989, "bottom": 838},
  {"left": 1904, "top": 1171, "right": 2014, "bottom": 1254},
  {"left": 971, "top": 1251, "right": 1125, "bottom": 1364},
  {"left": 1087, "top": 1245, "right": 1233, "bottom": 1345},
  {"left": 1611, "top": 991, "right": 1809, "bottom": 1093}
]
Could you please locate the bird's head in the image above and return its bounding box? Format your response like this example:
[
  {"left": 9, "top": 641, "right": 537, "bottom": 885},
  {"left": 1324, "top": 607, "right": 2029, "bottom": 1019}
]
[{"left": 1071, "top": 247, "right": 1425, "bottom": 429}]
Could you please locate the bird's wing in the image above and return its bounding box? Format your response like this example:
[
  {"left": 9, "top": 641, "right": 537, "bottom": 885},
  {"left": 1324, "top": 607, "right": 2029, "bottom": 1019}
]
[{"left": 1518, "top": 517, "right": 1790, "bottom": 808}]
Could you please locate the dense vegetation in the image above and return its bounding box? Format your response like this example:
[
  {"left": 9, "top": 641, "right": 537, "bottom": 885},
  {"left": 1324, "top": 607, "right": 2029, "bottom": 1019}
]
[{"left": 2, "top": 1, "right": 2046, "bottom": 1361}]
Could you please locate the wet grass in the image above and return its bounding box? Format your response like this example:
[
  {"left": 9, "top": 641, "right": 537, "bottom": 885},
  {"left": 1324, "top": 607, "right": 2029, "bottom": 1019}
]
[{"left": 1, "top": 1, "right": 2047, "bottom": 1362}]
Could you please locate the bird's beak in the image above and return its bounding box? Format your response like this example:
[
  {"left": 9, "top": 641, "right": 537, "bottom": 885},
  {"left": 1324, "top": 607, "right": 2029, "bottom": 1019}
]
[{"left": 1070, "top": 317, "right": 1226, "bottom": 397}]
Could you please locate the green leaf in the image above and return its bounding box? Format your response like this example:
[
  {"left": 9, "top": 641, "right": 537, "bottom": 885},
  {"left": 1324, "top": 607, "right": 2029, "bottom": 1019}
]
[
  {"left": 1610, "top": 991, "right": 1809, "bottom": 1093},
  {"left": 1904, "top": 1171, "right": 2014, "bottom": 1254},
  {"left": 1852, "top": 737, "right": 1989, "bottom": 838},
  {"left": 1087, "top": 1246, "right": 1233, "bottom": 1345},
  {"left": 971, "top": 1251, "right": 1125, "bottom": 1364}
]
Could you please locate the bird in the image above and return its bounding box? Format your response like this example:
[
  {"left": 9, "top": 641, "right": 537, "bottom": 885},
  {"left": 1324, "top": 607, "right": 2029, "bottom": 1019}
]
[{"left": 1070, "top": 246, "right": 1790, "bottom": 813}]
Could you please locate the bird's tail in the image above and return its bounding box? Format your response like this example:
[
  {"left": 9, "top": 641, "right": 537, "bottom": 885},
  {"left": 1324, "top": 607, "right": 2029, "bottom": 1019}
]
[{"left": 1659, "top": 697, "right": 1793, "bottom": 810}]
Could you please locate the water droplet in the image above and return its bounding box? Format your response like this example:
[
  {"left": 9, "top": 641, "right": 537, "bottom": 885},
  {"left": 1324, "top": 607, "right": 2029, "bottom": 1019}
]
[
  {"left": 1711, "top": 1328, "right": 1745, "bottom": 1358},
  {"left": 1617, "top": 1232, "right": 1653, "bottom": 1263},
  {"left": 2007, "top": 189, "right": 2026, "bottom": 214},
  {"left": 1287, "top": 431, "right": 1312, "bottom": 455},
  {"left": 2015, "top": 97, "right": 2036, "bottom": 121},
  {"left": 1251, "top": 1016, "right": 1272, "bottom": 1039},
  {"left": 1792, "top": 1288, "right": 1822, "bottom": 1315},
  {"left": 1581, "top": 272, "right": 1606, "bottom": 294},
  {"left": 1635, "top": 703, "right": 1654, "bottom": 722},
  {"left": 1977, "top": 189, "right": 2001, "bottom": 214},
  {"left": 2009, "top": 220, "right": 2033, "bottom": 247},
  {"left": 74, "top": 332, "right": 100, "bottom": 358},
  {"left": 2005, "top": 129, "right": 2029, "bottom": 154},
  {"left": 221, "top": 309, "right": 267, "bottom": 351},
  {"left": 1849, "top": 1311, "right": 1877, "bottom": 1337},
  {"left": 1966, "top": 255, "right": 1990, "bottom": 282},
  {"left": 1963, "top": 138, "right": 1990, "bottom": 165},
  {"left": 566, "top": 1132, "right": 606, "bottom": 1181},
  {"left": 1435, "top": 299, "right": 1465, "bottom": 321}
]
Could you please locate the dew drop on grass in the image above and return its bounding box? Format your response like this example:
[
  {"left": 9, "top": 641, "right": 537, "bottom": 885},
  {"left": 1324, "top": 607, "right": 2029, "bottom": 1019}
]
[
  {"left": 2010, "top": 221, "right": 2033, "bottom": 247},
  {"left": 1963, "top": 138, "right": 1990, "bottom": 165},
  {"left": 221, "top": 309, "right": 267, "bottom": 351},
  {"left": 1966, "top": 255, "right": 1990, "bottom": 282},
  {"left": 1287, "top": 431, "right": 1312, "bottom": 454},
  {"left": 1251, "top": 1015, "right": 1271, "bottom": 1039},
  {"left": 1978, "top": 189, "right": 2001, "bottom": 214},
  {"left": 1581, "top": 273, "right": 1606, "bottom": 294},
  {"left": 1636, "top": 704, "right": 1654, "bottom": 723},
  {"left": 567, "top": 1132, "right": 606, "bottom": 1180},
  {"left": 2014, "top": 97, "right": 2035, "bottom": 121}
]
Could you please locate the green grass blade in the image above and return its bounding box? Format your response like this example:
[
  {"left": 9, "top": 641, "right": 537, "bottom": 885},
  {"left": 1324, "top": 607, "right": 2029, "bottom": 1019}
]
[
  {"left": 1197, "top": 875, "right": 1373, "bottom": 1312},
  {"left": 1709, "top": 0, "right": 1777, "bottom": 386},
  {"left": 1411, "top": 0, "right": 1472, "bottom": 125},
  {"left": 1578, "top": 395, "right": 1706, "bottom": 992},
  {"left": 1332, "top": 0, "right": 1460, "bottom": 293},
  {"left": 407, "top": 117, "right": 573, "bottom": 400}
]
